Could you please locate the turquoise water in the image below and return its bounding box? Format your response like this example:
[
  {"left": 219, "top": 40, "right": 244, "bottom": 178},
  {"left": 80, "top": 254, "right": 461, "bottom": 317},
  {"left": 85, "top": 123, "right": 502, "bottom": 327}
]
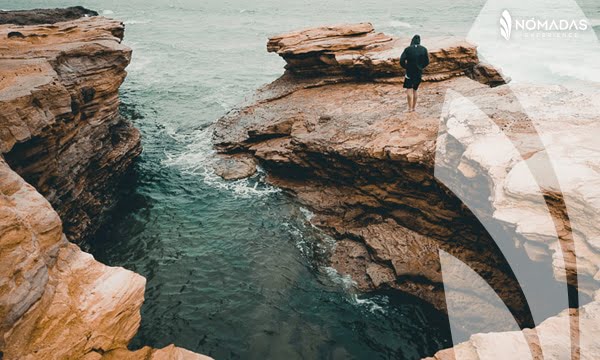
[{"left": 3, "top": 1, "right": 599, "bottom": 359}]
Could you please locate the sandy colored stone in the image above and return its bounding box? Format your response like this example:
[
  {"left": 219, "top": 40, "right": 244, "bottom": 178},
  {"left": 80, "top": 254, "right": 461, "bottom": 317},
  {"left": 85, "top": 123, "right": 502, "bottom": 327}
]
[
  {"left": 214, "top": 23, "right": 600, "bottom": 341},
  {"left": 102, "top": 344, "right": 212, "bottom": 360},
  {"left": 0, "top": 159, "right": 136, "bottom": 357},
  {"left": 429, "top": 297, "right": 600, "bottom": 360},
  {"left": 0, "top": 12, "right": 141, "bottom": 242},
  {"left": 266, "top": 22, "right": 505, "bottom": 83},
  {"left": 0, "top": 8, "right": 209, "bottom": 360}
]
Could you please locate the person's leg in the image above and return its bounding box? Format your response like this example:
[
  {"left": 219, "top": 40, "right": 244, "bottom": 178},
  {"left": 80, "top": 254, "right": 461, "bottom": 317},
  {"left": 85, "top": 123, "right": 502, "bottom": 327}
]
[
  {"left": 412, "top": 89, "right": 418, "bottom": 110},
  {"left": 406, "top": 89, "right": 414, "bottom": 112}
]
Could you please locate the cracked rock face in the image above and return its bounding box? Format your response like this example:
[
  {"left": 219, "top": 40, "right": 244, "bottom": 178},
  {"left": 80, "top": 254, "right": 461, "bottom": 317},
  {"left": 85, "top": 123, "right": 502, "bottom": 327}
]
[
  {"left": 215, "top": 74, "right": 532, "bottom": 328},
  {"left": 0, "top": 158, "right": 144, "bottom": 359},
  {"left": 427, "top": 294, "right": 600, "bottom": 360},
  {"left": 214, "top": 22, "right": 600, "bottom": 348},
  {"left": 266, "top": 22, "right": 505, "bottom": 85},
  {"left": 0, "top": 12, "right": 140, "bottom": 243},
  {"left": 0, "top": 8, "right": 209, "bottom": 360}
]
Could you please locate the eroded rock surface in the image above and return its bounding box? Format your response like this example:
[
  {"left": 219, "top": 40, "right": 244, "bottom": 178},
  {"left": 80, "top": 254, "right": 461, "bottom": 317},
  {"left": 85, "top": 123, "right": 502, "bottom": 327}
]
[
  {"left": 0, "top": 159, "right": 136, "bottom": 358},
  {"left": 215, "top": 75, "right": 533, "bottom": 327},
  {"left": 0, "top": 8, "right": 208, "bottom": 360},
  {"left": 214, "top": 22, "right": 600, "bottom": 348},
  {"left": 266, "top": 22, "right": 505, "bottom": 85},
  {"left": 0, "top": 159, "right": 207, "bottom": 359},
  {"left": 427, "top": 292, "right": 600, "bottom": 360},
  {"left": 0, "top": 6, "right": 98, "bottom": 26},
  {"left": 0, "top": 12, "right": 140, "bottom": 242}
]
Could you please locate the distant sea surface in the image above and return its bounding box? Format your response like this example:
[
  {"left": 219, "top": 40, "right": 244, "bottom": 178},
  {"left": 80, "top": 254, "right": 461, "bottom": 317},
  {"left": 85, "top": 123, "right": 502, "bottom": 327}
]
[{"left": 2, "top": 0, "right": 599, "bottom": 359}]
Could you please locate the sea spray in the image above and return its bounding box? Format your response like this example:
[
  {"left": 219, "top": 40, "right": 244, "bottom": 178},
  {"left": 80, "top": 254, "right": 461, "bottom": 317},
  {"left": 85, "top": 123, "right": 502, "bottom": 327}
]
[{"left": 163, "top": 125, "right": 280, "bottom": 198}]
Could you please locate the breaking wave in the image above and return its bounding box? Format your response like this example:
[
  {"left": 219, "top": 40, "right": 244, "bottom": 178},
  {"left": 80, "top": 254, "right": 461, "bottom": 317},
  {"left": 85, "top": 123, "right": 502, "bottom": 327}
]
[
  {"left": 323, "top": 266, "right": 389, "bottom": 315},
  {"left": 162, "top": 125, "right": 280, "bottom": 198}
]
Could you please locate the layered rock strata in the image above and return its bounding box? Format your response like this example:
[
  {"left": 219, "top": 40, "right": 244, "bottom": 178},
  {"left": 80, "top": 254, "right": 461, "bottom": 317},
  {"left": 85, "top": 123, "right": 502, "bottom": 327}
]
[
  {"left": 214, "top": 22, "right": 600, "bottom": 348},
  {"left": 0, "top": 9, "right": 140, "bottom": 242},
  {"left": 0, "top": 9, "right": 208, "bottom": 360},
  {"left": 0, "top": 159, "right": 207, "bottom": 359},
  {"left": 427, "top": 293, "right": 600, "bottom": 360},
  {"left": 214, "top": 23, "right": 526, "bottom": 327},
  {"left": 266, "top": 23, "right": 506, "bottom": 86}
]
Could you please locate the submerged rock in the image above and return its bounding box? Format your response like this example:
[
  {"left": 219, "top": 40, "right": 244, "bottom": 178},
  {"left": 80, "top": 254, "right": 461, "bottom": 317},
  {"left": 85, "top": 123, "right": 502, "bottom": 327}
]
[{"left": 213, "top": 153, "right": 258, "bottom": 180}]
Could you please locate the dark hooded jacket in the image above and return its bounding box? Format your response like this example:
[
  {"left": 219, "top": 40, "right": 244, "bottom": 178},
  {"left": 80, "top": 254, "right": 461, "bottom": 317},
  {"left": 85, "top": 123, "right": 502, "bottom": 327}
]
[{"left": 400, "top": 35, "right": 430, "bottom": 80}]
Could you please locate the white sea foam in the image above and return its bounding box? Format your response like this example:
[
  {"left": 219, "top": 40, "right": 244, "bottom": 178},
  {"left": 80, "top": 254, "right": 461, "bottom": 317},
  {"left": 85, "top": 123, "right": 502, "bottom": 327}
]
[
  {"left": 546, "top": 62, "right": 600, "bottom": 83},
  {"left": 351, "top": 294, "right": 388, "bottom": 315},
  {"left": 389, "top": 20, "right": 412, "bottom": 28},
  {"left": 323, "top": 266, "right": 388, "bottom": 315},
  {"left": 299, "top": 207, "right": 315, "bottom": 222},
  {"left": 323, "top": 266, "right": 356, "bottom": 290},
  {"left": 283, "top": 221, "right": 311, "bottom": 257},
  {"left": 102, "top": 9, "right": 114, "bottom": 15},
  {"left": 163, "top": 125, "right": 280, "bottom": 198},
  {"left": 123, "top": 19, "right": 150, "bottom": 25}
]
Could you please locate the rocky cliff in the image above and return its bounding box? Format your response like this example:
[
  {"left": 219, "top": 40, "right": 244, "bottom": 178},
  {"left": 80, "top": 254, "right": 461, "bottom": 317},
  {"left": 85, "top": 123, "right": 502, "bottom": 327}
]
[
  {"left": 213, "top": 23, "right": 529, "bottom": 326},
  {"left": 213, "top": 23, "right": 600, "bottom": 357},
  {"left": 265, "top": 23, "right": 505, "bottom": 86},
  {"left": 0, "top": 8, "right": 209, "bottom": 360},
  {"left": 0, "top": 7, "right": 140, "bottom": 243},
  {"left": 426, "top": 294, "right": 600, "bottom": 360}
]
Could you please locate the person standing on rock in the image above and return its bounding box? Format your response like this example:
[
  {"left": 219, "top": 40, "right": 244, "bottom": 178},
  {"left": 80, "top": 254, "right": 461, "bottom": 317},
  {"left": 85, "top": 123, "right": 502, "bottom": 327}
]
[{"left": 400, "top": 35, "right": 430, "bottom": 112}]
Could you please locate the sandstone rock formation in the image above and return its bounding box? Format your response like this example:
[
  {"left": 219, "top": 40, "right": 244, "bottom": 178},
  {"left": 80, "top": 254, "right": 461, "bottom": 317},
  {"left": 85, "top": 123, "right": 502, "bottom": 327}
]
[
  {"left": 214, "top": 22, "right": 600, "bottom": 356},
  {"left": 0, "top": 9, "right": 209, "bottom": 360},
  {"left": 214, "top": 23, "right": 528, "bottom": 327},
  {"left": 0, "top": 9, "right": 140, "bottom": 242},
  {"left": 266, "top": 23, "right": 506, "bottom": 85},
  {"left": 0, "top": 159, "right": 208, "bottom": 359},
  {"left": 0, "top": 158, "right": 142, "bottom": 357},
  {"left": 427, "top": 292, "right": 600, "bottom": 360}
]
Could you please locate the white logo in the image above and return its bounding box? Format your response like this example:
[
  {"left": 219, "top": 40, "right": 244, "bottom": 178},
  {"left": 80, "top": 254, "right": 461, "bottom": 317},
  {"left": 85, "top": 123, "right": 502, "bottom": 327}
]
[
  {"left": 500, "top": 10, "right": 512, "bottom": 40},
  {"left": 499, "top": 9, "right": 589, "bottom": 41}
]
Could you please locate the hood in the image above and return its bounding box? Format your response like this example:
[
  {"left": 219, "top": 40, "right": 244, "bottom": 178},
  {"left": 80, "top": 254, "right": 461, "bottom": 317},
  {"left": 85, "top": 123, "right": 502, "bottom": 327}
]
[{"left": 410, "top": 35, "right": 421, "bottom": 46}]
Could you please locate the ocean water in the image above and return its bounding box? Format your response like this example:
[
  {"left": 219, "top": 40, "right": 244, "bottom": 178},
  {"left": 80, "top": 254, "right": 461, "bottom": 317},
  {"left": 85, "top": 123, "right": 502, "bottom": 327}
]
[{"left": 3, "top": 0, "right": 600, "bottom": 359}]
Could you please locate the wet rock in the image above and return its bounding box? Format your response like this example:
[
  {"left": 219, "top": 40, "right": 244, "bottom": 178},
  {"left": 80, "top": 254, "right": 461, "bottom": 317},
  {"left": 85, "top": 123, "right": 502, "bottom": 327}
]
[
  {"left": 213, "top": 153, "right": 258, "bottom": 180},
  {"left": 464, "top": 62, "right": 509, "bottom": 87}
]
